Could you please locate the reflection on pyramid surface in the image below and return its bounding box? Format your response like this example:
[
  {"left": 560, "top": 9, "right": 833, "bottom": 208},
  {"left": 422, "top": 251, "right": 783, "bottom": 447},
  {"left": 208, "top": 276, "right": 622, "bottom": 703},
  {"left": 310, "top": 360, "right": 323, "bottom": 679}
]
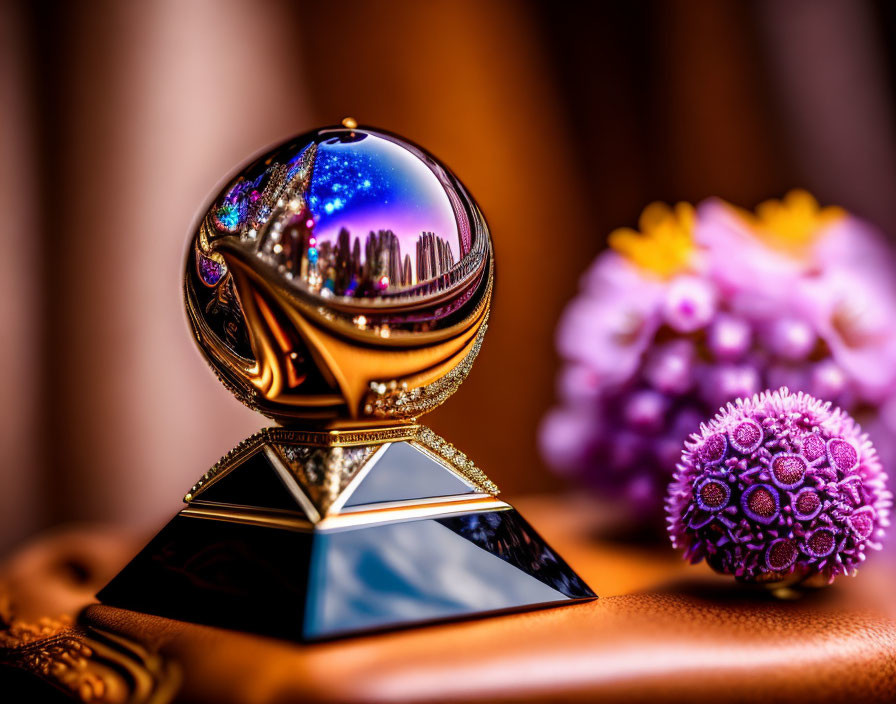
[
  {"left": 305, "top": 509, "right": 593, "bottom": 639},
  {"left": 97, "top": 425, "right": 596, "bottom": 641},
  {"left": 342, "top": 442, "right": 477, "bottom": 508}
]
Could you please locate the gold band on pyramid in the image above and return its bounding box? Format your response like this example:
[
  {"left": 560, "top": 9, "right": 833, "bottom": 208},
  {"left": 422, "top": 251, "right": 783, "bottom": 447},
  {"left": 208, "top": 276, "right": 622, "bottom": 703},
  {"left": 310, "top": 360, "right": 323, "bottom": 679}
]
[
  {"left": 183, "top": 425, "right": 499, "bottom": 509},
  {"left": 182, "top": 425, "right": 504, "bottom": 534}
]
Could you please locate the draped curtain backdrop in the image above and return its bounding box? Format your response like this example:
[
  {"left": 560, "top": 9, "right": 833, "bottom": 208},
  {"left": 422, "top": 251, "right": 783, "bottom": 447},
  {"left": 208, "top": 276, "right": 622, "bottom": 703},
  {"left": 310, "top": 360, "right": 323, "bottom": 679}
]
[{"left": 2, "top": 0, "right": 895, "bottom": 553}]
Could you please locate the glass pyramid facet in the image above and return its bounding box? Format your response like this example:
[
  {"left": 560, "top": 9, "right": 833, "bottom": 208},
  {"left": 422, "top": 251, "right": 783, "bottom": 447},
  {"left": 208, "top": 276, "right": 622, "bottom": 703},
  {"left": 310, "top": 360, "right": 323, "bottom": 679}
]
[
  {"left": 303, "top": 509, "right": 591, "bottom": 638},
  {"left": 193, "top": 451, "right": 308, "bottom": 515},
  {"left": 342, "top": 442, "right": 476, "bottom": 508}
]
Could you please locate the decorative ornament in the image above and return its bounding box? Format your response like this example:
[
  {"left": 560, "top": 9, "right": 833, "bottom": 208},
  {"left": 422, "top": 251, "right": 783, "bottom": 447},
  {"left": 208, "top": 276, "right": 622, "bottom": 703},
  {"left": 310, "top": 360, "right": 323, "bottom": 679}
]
[
  {"left": 184, "top": 122, "right": 493, "bottom": 422},
  {"left": 98, "top": 121, "right": 594, "bottom": 642},
  {"left": 666, "top": 388, "right": 891, "bottom": 583}
]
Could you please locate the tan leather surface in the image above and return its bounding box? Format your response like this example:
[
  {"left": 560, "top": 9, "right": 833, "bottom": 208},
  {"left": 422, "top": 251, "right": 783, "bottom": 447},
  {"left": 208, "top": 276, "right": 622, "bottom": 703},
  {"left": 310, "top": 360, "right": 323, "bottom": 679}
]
[
  {"left": 0, "top": 525, "right": 138, "bottom": 624},
  {"left": 4, "top": 496, "right": 896, "bottom": 703}
]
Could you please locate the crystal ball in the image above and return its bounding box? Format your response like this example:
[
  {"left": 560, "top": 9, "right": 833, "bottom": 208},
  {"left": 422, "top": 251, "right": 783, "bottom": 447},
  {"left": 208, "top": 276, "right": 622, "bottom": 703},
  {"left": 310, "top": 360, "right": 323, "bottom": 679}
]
[{"left": 184, "top": 122, "right": 493, "bottom": 423}]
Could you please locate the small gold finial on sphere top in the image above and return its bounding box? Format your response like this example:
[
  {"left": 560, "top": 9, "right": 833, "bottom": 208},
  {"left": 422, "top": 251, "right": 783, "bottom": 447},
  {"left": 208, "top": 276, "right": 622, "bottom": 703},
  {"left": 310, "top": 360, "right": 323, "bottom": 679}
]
[{"left": 184, "top": 123, "right": 493, "bottom": 425}]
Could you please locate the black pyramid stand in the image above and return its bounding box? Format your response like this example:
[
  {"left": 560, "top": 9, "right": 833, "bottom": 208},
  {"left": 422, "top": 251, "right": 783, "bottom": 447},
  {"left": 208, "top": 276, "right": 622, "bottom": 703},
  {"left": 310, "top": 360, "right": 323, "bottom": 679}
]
[{"left": 98, "top": 426, "right": 595, "bottom": 641}]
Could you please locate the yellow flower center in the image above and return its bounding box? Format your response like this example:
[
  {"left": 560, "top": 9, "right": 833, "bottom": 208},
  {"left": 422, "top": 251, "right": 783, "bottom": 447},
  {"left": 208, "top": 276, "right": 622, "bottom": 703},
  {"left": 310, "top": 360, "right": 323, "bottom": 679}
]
[
  {"left": 751, "top": 189, "right": 845, "bottom": 255},
  {"left": 608, "top": 202, "right": 695, "bottom": 279}
]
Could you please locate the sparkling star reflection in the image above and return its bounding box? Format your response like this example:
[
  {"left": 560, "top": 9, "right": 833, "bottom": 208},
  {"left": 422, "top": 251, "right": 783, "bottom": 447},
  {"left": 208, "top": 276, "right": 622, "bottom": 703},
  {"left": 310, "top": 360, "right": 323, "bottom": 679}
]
[{"left": 306, "top": 134, "right": 460, "bottom": 262}]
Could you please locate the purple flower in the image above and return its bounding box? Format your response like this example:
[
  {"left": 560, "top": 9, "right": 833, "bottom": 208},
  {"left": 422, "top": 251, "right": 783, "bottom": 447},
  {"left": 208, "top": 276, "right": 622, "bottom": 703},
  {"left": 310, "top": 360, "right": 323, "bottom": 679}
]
[
  {"left": 556, "top": 254, "right": 663, "bottom": 388},
  {"left": 540, "top": 191, "right": 896, "bottom": 523},
  {"left": 662, "top": 275, "right": 716, "bottom": 333},
  {"left": 666, "top": 388, "right": 891, "bottom": 583}
]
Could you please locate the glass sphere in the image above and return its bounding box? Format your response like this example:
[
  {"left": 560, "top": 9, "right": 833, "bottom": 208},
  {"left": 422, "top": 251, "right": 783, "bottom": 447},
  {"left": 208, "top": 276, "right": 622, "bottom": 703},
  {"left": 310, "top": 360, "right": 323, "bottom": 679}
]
[
  {"left": 198, "top": 125, "right": 484, "bottom": 301},
  {"left": 185, "top": 122, "right": 492, "bottom": 423}
]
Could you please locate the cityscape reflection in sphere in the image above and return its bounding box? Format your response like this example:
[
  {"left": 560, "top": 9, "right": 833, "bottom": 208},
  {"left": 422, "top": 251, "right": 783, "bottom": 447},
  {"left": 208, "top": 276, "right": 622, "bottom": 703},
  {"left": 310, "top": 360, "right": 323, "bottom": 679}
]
[{"left": 185, "top": 122, "right": 493, "bottom": 423}]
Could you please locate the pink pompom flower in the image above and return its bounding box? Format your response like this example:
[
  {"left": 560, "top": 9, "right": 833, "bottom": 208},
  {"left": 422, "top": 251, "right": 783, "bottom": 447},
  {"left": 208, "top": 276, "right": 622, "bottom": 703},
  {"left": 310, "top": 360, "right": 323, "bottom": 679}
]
[{"left": 666, "top": 388, "right": 891, "bottom": 583}]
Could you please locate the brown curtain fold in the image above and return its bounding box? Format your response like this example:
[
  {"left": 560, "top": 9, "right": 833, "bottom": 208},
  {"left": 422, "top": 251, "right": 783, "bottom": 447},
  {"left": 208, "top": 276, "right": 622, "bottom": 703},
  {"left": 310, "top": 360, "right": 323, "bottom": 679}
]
[
  {"left": 758, "top": 0, "right": 896, "bottom": 235},
  {"left": 0, "top": 1, "right": 43, "bottom": 552}
]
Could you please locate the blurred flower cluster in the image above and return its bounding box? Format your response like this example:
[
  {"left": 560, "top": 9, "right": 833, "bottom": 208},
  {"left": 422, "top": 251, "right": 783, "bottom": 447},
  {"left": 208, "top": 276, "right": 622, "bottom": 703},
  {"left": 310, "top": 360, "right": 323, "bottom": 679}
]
[{"left": 541, "top": 191, "right": 896, "bottom": 522}]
